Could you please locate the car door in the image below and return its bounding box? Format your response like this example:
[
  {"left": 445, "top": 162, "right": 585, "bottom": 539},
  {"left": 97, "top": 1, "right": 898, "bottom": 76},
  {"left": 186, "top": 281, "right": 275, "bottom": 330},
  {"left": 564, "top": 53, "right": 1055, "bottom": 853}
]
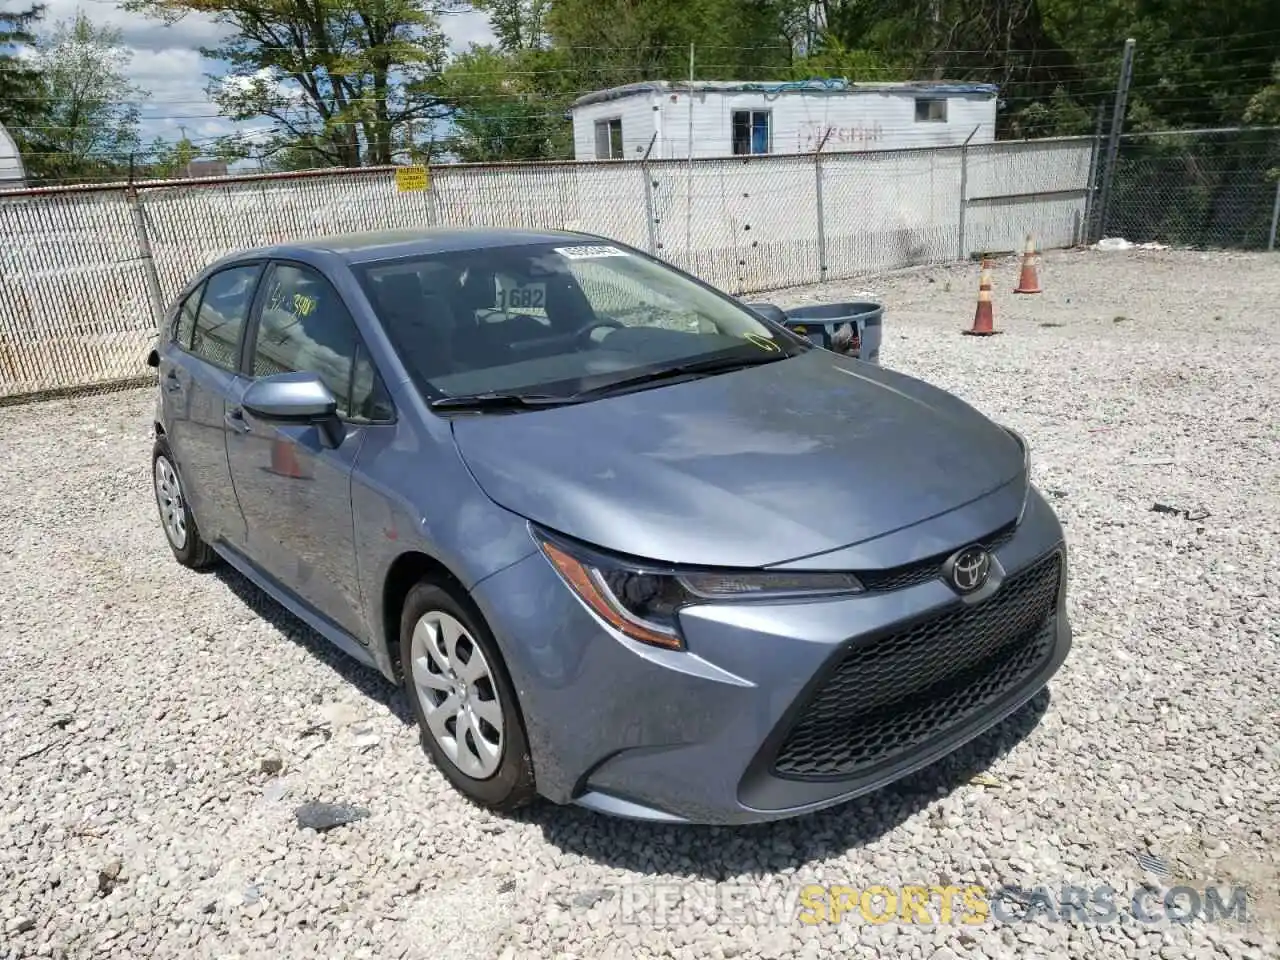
[
  {"left": 159, "top": 263, "right": 263, "bottom": 549},
  {"left": 225, "top": 260, "right": 395, "bottom": 639}
]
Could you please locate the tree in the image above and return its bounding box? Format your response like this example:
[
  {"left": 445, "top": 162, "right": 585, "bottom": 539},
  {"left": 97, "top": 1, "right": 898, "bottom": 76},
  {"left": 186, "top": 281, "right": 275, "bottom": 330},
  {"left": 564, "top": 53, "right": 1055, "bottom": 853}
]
[
  {"left": 542, "top": 0, "right": 794, "bottom": 88},
  {"left": 442, "top": 0, "right": 799, "bottom": 162},
  {"left": 24, "top": 11, "right": 143, "bottom": 183},
  {"left": 0, "top": 2, "right": 46, "bottom": 132},
  {"left": 1243, "top": 61, "right": 1280, "bottom": 126},
  {"left": 146, "top": 135, "right": 200, "bottom": 177},
  {"left": 471, "top": 0, "right": 550, "bottom": 51},
  {"left": 124, "top": 0, "right": 451, "bottom": 168},
  {"left": 439, "top": 44, "right": 570, "bottom": 162}
]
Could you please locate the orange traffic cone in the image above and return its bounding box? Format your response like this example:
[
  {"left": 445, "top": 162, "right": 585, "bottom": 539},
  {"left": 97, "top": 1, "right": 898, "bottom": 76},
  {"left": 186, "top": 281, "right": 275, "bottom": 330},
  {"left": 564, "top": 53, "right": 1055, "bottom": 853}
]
[
  {"left": 1013, "top": 234, "right": 1042, "bottom": 294},
  {"left": 963, "top": 258, "right": 1001, "bottom": 336},
  {"left": 270, "top": 438, "right": 305, "bottom": 478}
]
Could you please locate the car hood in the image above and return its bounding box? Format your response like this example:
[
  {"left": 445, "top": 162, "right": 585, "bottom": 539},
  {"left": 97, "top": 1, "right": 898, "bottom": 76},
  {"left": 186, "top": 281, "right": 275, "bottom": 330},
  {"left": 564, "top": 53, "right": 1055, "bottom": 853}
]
[{"left": 450, "top": 350, "right": 1027, "bottom": 568}]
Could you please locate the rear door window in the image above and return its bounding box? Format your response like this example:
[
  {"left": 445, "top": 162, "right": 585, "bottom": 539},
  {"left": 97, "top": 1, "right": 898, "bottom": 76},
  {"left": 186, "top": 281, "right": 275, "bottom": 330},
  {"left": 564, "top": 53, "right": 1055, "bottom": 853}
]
[{"left": 189, "top": 265, "right": 261, "bottom": 371}]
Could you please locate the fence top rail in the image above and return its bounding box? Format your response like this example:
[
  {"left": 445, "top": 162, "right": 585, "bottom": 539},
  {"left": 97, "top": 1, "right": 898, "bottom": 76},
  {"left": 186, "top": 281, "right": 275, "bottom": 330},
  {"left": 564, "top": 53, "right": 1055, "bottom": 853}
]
[
  {"left": 966, "top": 133, "right": 1099, "bottom": 149},
  {"left": 0, "top": 164, "right": 404, "bottom": 199},
  {"left": 0, "top": 132, "right": 1101, "bottom": 201},
  {"left": 1121, "top": 124, "right": 1280, "bottom": 140}
]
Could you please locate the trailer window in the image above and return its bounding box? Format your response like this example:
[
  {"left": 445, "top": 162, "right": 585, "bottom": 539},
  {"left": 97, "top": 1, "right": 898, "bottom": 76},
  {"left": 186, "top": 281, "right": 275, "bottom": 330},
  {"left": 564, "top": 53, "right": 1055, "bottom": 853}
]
[
  {"left": 915, "top": 98, "right": 948, "bottom": 122},
  {"left": 594, "top": 117, "right": 623, "bottom": 159},
  {"left": 732, "top": 110, "right": 771, "bottom": 155}
]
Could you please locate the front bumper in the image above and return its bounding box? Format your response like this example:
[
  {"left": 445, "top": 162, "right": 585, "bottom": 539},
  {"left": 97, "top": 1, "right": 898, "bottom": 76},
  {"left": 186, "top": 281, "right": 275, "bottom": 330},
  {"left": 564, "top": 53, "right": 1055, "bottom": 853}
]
[{"left": 468, "top": 486, "right": 1071, "bottom": 825}]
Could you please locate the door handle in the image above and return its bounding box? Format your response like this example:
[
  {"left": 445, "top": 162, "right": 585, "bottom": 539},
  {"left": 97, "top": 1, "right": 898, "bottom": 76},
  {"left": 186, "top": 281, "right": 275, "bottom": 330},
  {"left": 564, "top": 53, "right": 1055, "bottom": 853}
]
[
  {"left": 224, "top": 408, "right": 251, "bottom": 434},
  {"left": 163, "top": 372, "right": 183, "bottom": 394}
]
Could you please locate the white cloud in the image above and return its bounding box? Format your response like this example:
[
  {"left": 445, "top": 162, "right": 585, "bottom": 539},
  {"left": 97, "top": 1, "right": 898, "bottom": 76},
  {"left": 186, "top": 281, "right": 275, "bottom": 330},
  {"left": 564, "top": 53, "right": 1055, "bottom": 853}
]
[
  {"left": 28, "top": 0, "right": 497, "bottom": 148},
  {"left": 442, "top": 8, "right": 498, "bottom": 52}
]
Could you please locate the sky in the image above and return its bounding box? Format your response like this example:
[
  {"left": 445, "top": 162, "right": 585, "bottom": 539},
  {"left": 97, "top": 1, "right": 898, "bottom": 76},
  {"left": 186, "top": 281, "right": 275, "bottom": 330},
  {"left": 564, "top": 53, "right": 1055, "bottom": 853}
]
[{"left": 31, "top": 0, "right": 497, "bottom": 149}]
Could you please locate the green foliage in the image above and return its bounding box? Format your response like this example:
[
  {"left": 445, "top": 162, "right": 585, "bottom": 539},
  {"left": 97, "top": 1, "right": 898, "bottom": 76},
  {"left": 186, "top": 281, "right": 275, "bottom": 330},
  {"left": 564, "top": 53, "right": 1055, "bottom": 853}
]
[
  {"left": 21, "top": 11, "right": 144, "bottom": 183},
  {"left": 439, "top": 44, "right": 571, "bottom": 162},
  {"left": 145, "top": 136, "right": 200, "bottom": 177},
  {"left": 543, "top": 0, "right": 793, "bottom": 87},
  {"left": 1106, "top": 127, "right": 1280, "bottom": 249},
  {"left": 18, "top": 0, "right": 1273, "bottom": 177},
  {"left": 123, "top": 0, "right": 450, "bottom": 168},
  {"left": 0, "top": 2, "right": 46, "bottom": 133},
  {"left": 470, "top": 0, "right": 551, "bottom": 52},
  {"left": 788, "top": 38, "right": 901, "bottom": 84},
  {"left": 1244, "top": 62, "right": 1280, "bottom": 126}
]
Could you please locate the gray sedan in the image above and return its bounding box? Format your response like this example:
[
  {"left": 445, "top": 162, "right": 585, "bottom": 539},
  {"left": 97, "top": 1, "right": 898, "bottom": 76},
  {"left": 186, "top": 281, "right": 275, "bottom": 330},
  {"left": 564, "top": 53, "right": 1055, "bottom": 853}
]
[{"left": 147, "top": 227, "right": 1071, "bottom": 825}]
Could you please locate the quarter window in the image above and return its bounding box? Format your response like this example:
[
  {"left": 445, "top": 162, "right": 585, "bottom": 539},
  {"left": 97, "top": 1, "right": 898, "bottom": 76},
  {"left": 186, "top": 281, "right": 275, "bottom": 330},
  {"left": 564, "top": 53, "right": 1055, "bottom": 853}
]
[
  {"left": 189, "top": 265, "right": 259, "bottom": 371},
  {"left": 172, "top": 288, "right": 200, "bottom": 349},
  {"left": 250, "top": 262, "right": 393, "bottom": 422}
]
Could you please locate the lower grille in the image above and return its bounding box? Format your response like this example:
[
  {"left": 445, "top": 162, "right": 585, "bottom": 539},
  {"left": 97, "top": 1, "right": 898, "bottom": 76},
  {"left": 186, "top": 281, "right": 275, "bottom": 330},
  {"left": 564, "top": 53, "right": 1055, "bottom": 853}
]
[{"left": 773, "top": 551, "right": 1062, "bottom": 779}]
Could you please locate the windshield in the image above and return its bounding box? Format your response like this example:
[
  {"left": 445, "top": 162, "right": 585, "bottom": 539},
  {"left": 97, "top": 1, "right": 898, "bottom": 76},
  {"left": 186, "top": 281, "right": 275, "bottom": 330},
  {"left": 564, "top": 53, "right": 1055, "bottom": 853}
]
[{"left": 354, "top": 241, "right": 807, "bottom": 401}]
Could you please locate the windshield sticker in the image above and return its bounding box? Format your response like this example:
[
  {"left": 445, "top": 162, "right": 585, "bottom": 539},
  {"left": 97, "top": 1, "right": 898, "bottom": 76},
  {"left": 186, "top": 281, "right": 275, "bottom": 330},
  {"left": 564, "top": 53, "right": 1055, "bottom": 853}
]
[
  {"left": 554, "top": 244, "right": 630, "bottom": 260},
  {"left": 745, "top": 332, "right": 782, "bottom": 353}
]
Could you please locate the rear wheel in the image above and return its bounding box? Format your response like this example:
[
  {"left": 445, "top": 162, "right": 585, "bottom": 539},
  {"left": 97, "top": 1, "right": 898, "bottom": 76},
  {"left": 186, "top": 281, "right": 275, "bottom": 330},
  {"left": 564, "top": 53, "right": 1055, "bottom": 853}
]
[
  {"left": 152, "top": 438, "right": 217, "bottom": 570},
  {"left": 400, "top": 581, "right": 536, "bottom": 811}
]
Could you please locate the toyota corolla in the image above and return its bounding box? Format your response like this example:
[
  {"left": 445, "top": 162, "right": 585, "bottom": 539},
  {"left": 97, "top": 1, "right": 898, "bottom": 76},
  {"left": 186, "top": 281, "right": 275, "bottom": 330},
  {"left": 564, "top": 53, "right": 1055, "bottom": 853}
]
[{"left": 147, "top": 227, "right": 1071, "bottom": 825}]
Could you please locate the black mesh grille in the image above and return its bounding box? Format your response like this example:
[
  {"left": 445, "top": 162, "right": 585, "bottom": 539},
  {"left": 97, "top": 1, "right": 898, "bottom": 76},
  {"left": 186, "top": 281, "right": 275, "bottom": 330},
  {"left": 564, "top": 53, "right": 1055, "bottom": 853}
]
[
  {"left": 857, "top": 521, "right": 1019, "bottom": 593},
  {"left": 773, "top": 551, "right": 1062, "bottom": 779}
]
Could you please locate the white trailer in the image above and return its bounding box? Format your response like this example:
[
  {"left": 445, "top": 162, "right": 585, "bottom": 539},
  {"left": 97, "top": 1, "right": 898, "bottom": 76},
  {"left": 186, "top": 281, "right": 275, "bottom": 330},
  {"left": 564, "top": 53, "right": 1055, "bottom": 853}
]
[{"left": 570, "top": 79, "right": 999, "bottom": 161}]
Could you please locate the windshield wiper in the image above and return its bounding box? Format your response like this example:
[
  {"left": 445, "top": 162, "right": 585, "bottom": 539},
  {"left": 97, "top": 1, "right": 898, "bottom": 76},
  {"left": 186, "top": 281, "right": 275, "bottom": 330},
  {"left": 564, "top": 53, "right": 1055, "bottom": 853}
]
[
  {"left": 566, "top": 351, "right": 787, "bottom": 400},
  {"left": 430, "top": 392, "right": 578, "bottom": 412},
  {"left": 431, "top": 352, "right": 788, "bottom": 411}
]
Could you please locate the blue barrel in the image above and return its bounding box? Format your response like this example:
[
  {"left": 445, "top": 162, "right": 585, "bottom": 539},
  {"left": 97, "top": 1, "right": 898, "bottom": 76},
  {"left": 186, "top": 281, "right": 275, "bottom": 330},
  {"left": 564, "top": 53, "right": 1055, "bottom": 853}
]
[{"left": 778, "top": 301, "right": 884, "bottom": 364}]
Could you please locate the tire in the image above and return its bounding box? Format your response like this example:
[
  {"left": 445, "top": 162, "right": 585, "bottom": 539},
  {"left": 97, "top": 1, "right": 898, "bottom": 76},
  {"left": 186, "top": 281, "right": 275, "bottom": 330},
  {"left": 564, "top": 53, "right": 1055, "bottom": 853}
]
[
  {"left": 399, "top": 580, "right": 537, "bottom": 812},
  {"left": 152, "top": 437, "right": 218, "bottom": 570}
]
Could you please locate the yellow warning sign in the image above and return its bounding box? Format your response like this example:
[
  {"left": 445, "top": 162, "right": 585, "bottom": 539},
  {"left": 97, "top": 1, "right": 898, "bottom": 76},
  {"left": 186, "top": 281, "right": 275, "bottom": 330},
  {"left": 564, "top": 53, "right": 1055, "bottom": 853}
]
[{"left": 395, "top": 165, "right": 430, "bottom": 192}]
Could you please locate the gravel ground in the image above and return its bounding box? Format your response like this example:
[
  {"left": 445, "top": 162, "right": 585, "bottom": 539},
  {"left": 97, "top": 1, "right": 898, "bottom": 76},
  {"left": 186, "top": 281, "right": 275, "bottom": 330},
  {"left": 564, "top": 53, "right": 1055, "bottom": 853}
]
[{"left": 1, "top": 248, "right": 1277, "bottom": 960}]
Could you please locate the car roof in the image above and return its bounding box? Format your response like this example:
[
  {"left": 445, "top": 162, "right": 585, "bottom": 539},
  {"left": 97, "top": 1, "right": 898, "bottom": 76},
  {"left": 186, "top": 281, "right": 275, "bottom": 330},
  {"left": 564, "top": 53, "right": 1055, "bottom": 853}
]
[{"left": 235, "top": 226, "right": 607, "bottom": 266}]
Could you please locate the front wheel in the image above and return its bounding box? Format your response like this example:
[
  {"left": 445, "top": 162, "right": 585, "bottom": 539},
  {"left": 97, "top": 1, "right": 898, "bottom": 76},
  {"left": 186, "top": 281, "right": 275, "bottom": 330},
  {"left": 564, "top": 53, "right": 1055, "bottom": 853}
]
[{"left": 399, "top": 581, "right": 537, "bottom": 812}]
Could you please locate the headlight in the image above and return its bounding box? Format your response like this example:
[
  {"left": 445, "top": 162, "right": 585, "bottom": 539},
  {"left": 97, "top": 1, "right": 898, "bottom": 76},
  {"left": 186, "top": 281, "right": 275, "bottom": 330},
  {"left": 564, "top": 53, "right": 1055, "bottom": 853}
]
[
  {"left": 1003, "top": 425, "right": 1031, "bottom": 479},
  {"left": 1001, "top": 425, "right": 1032, "bottom": 523},
  {"left": 537, "top": 533, "right": 865, "bottom": 651}
]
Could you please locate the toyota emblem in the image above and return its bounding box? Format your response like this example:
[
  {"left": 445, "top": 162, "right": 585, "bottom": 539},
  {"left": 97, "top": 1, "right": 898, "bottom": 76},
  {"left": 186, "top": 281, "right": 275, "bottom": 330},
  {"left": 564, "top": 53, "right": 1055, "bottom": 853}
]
[{"left": 947, "top": 546, "right": 992, "bottom": 594}]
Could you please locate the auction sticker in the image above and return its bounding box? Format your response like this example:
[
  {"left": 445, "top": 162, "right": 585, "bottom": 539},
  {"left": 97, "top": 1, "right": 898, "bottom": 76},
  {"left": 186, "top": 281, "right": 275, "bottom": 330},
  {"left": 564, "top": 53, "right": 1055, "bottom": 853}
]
[
  {"left": 554, "top": 245, "right": 630, "bottom": 259},
  {"left": 496, "top": 281, "right": 547, "bottom": 312}
]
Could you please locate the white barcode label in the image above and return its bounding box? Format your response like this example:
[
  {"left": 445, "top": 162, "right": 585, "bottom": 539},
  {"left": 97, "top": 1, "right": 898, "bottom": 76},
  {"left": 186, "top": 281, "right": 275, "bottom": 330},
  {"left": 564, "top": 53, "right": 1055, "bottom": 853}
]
[{"left": 554, "top": 244, "right": 630, "bottom": 260}]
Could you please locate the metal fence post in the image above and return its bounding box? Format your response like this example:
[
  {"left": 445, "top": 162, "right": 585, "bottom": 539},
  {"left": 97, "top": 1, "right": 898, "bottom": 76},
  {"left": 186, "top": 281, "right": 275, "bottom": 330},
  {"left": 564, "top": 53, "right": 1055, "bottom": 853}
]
[
  {"left": 125, "top": 183, "right": 166, "bottom": 331},
  {"left": 1096, "top": 38, "right": 1137, "bottom": 243},
  {"left": 957, "top": 125, "right": 980, "bottom": 260},
  {"left": 1083, "top": 103, "right": 1106, "bottom": 244},
  {"left": 642, "top": 132, "right": 659, "bottom": 256},
  {"left": 1269, "top": 177, "right": 1280, "bottom": 252},
  {"left": 814, "top": 129, "right": 831, "bottom": 284}
]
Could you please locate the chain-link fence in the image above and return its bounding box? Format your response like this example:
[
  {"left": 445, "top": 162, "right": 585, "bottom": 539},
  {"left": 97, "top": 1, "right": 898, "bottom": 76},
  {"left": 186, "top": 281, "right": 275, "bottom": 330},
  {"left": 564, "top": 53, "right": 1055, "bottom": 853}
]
[
  {"left": 1096, "top": 126, "right": 1280, "bottom": 250},
  {"left": 2, "top": 137, "right": 1097, "bottom": 401}
]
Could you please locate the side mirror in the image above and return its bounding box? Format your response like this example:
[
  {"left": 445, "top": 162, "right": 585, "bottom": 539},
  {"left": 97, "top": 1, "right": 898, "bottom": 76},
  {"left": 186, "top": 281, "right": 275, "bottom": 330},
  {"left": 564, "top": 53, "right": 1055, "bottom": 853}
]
[
  {"left": 745, "top": 302, "right": 788, "bottom": 326},
  {"left": 242, "top": 372, "right": 344, "bottom": 448},
  {"left": 146, "top": 347, "right": 160, "bottom": 368}
]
